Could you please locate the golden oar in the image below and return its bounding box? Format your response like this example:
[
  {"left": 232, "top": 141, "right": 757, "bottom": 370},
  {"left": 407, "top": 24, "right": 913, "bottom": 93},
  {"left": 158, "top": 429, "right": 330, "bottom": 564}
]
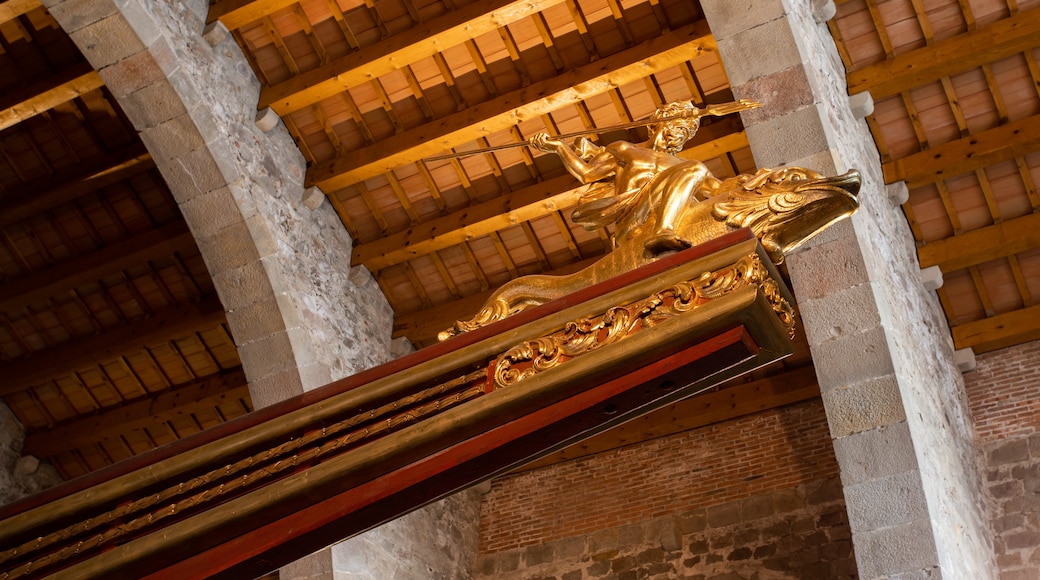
[{"left": 422, "top": 99, "right": 761, "bottom": 163}]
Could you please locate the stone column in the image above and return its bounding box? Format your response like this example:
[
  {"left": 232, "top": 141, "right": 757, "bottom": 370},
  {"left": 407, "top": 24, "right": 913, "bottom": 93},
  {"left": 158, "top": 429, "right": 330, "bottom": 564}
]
[
  {"left": 42, "top": 0, "right": 479, "bottom": 577},
  {"left": 700, "top": 1, "right": 996, "bottom": 578}
]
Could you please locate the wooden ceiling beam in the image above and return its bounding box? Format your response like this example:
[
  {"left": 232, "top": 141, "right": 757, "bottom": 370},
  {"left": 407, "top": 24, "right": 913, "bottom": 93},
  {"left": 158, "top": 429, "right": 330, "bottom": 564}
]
[
  {"left": 0, "top": 298, "right": 227, "bottom": 395},
  {"left": 308, "top": 21, "right": 716, "bottom": 192},
  {"left": 0, "top": 144, "right": 153, "bottom": 227},
  {"left": 259, "top": 0, "right": 566, "bottom": 115},
  {"left": 353, "top": 175, "right": 580, "bottom": 271},
  {"left": 0, "top": 0, "right": 41, "bottom": 24},
  {"left": 22, "top": 369, "right": 249, "bottom": 458},
  {"left": 0, "top": 222, "right": 195, "bottom": 314},
  {"left": 847, "top": 10, "right": 1040, "bottom": 100},
  {"left": 0, "top": 62, "right": 103, "bottom": 132},
  {"left": 883, "top": 114, "right": 1040, "bottom": 187},
  {"left": 208, "top": 0, "right": 297, "bottom": 29},
  {"left": 352, "top": 127, "right": 747, "bottom": 272},
  {"left": 519, "top": 364, "right": 820, "bottom": 471},
  {"left": 953, "top": 303, "right": 1040, "bottom": 354},
  {"left": 917, "top": 212, "right": 1040, "bottom": 272}
]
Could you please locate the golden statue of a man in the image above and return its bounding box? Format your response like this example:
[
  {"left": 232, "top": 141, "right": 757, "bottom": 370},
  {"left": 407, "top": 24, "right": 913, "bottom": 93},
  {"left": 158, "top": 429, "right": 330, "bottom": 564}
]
[{"left": 531, "top": 101, "right": 727, "bottom": 254}]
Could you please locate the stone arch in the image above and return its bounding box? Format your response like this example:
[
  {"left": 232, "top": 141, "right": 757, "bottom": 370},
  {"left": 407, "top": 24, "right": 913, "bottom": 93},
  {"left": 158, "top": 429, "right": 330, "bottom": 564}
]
[{"left": 45, "top": 0, "right": 395, "bottom": 407}]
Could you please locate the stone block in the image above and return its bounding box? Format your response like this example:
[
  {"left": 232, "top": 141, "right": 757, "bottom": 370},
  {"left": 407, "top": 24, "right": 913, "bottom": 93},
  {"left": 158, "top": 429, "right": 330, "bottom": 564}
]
[
  {"left": 706, "top": 500, "right": 741, "bottom": 528},
  {"left": 302, "top": 186, "right": 326, "bottom": 210},
  {"left": 812, "top": 0, "right": 837, "bottom": 23},
  {"left": 122, "top": 79, "right": 190, "bottom": 131},
  {"left": 810, "top": 325, "right": 896, "bottom": 390},
  {"left": 821, "top": 373, "right": 907, "bottom": 437},
  {"left": 296, "top": 362, "right": 332, "bottom": 392},
  {"left": 848, "top": 91, "right": 874, "bottom": 119},
  {"left": 887, "top": 181, "right": 910, "bottom": 205},
  {"left": 69, "top": 14, "right": 146, "bottom": 70},
  {"left": 280, "top": 548, "right": 333, "bottom": 579},
  {"left": 236, "top": 330, "right": 300, "bottom": 379},
  {"left": 919, "top": 265, "right": 944, "bottom": 291},
  {"left": 831, "top": 421, "right": 919, "bottom": 484},
  {"left": 844, "top": 470, "right": 928, "bottom": 532},
  {"left": 700, "top": 0, "right": 785, "bottom": 40},
  {"left": 255, "top": 108, "right": 281, "bottom": 132},
  {"left": 854, "top": 518, "right": 939, "bottom": 579},
  {"left": 990, "top": 439, "right": 1030, "bottom": 466},
  {"left": 740, "top": 494, "right": 774, "bottom": 520},
  {"left": 46, "top": 0, "right": 118, "bottom": 33},
  {"left": 524, "top": 543, "right": 553, "bottom": 566},
  {"left": 178, "top": 186, "right": 243, "bottom": 238},
  {"left": 246, "top": 366, "right": 305, "bottom": 410},
  {"left": 785, "top": 226, "right": 869, "bottom": 301},
  {"left": 389, "top": 337, "right": 415, "bottom": 359},
  {"left": 954, "top": 348, "right": 976, "bottom": 373},
  {"left": 224, "top": 296, "right": 290, "bottom": 345},
  {"left": 203, "top": 20, "right": 230, "bottom": 46},
  {"left": 744, "top": 103, "right": 834, "bottom": 168},
  {"left": 734, "top": 65, "right": 814, "bottom": 126},
  {"left": 588, "top": 528, "right": 619, "bottom": 554},
  {"left": 798, "top": 282, "right": 882, "bottom": 348},
  {"left": 139, "top": 113, "right": 207, "bottom": 163},
  {"left": 196, "top": 221, "right": 263, "bottom": 275},
  {"left": 211, "top": 258, "right": 279, "bottom": 311},
  {"left": 677, "top": 509, "right": 707, "bottom": 534},
  {"left": 97, "top": 48, "right": 164, "bottom": 98},
  {"left": 772, "top": 488, "right": 806, "bottom": 513}
]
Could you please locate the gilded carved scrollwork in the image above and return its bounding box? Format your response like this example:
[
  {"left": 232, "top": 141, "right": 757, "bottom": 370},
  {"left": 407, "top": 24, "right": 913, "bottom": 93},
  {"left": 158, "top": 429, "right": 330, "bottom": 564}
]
[{"left": 493, "top": 254, "right": 795, "bottom": 389}]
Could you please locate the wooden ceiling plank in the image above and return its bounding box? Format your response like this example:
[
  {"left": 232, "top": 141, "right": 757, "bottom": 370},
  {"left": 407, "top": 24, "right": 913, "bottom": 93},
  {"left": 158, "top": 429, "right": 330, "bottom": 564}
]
[
  {"left": 403, "top": 262, "right": 433, "bottom": 309},
  {"left": 447, "top": 157, "right": 477, "bottom": 201},
  {"left": 259, "top": 0, "right": 565, "bottom": 114},
  {"left": 498, "top": 25, "right": 533, "bottom": 87},
  {"left": 313, "top": 104, "right": 343, "bottom": 155},
  {"left": 371, "top": 78, "right": 404, "bottom": 134},
  {"left": 262, "top": 16, "right": 300, "bottom": 75},
  {"left": 882, "top": 113, "right": 1040, "bottom": 187},
  {"left": 362, "top": 0, "right": 391, "bottom": 38},
  {"left": 0, "top": 145, "right": 152, "bottom": 228},
  {"left": 401, "top": 65, "right": 436, "bottom": 121},
  {"left": 475, "top": 137, "right": 511, "bottom": 192},
  {"left": 521, "top": 221, "right": 551, "bottom": 271},
  {"left": 1008, "top": 255, "right": 1033, "bottom": 307},
  {"left": 940, "top": 76, "right": 970, "bottom": 137},
  {"left": 355, "top": 181, "right": 390, "bottom": 236},
  {"left": 974, "top": 169, "right": 1002, "bottom": 222},
  {"left": 917, "top": 211, "right": 1040, "bottom": 271},
  {"left": 551, "top": 210, "right": 582, "bottom": 259},
  {"left": 460, "top": 242, "right": 491, "bottom": 291},
  {"left": 489, "top": 231, "right": 519, "bottom": 278},
  {"left": 508, "top": 126, "right": 540, "bottom": 180},
  {"left": 325, "top": 0, "right": 361, "bottom": 50},
  {"left": 429, "top": 251, "right": 461, "bottom": 299},
  {"left": 0, "top": 297, "right": 226, "bottom": 395},
  {"left": 605, "top": 0, "right": 634, "bottom": 46},
  {"left": 352, "top": 174, "right": 578, "bottom": 270},
  {"left": 982, "top": 63, "right": 1010, "bottom": 123},
  {"left": 0, "top": 223, "right": 195, "bottom": 314},
  {"left": 848, "top": 10, "right": 1040, "bottom": 99},
  {"left": 309, "top": 22, "right": 716, "bottom": 191},
  {"left": 531, "top": 12, "right": 564, "bottom": 73},
  {"left": 958, "top": 0, "right": 977, "bottom": 30},
  {"left": 291, "top": 3, "right": 327, "bottom": 64},
  {"left": 901, "top": 92, "right": 929, "bottom": 151},
  {"left": 952, "top": 303, "right": 1040, "bottom": 353},
  {"left": 432, "top": 51, "right": 468, "bottom": 111},
  {"left": 209, "top": 0, "right": 298, "bottom": 29},
  {"left": 968, "top": 264, "right": 996, "bottom": 317},
  {"left": 563, "top": 0, "right": 597, "bottom": 55},
  {"left": 519, "top": 365, "right": 821, "bottom": 471},
  {"left": 864, "top": 0, "right": 895, "bottom": 58},
  {"left": 0, "top": 65, "right": 103, "bottom": 132},
  {"left": 387, "top": 172, "right": 420, "bottom": 226},
  {"left": 1014, "top": 157, "right": 1040, "bottom": 210},
  {"left": 0, "top": 0, "right": 41, "bottom": 24},
  {"left": 415, "top": 162, "right": 448, "bottom": 213}
]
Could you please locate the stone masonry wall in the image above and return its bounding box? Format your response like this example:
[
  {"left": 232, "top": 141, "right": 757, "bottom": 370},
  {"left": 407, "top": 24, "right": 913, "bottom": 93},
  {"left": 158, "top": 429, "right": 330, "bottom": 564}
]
[
  {"left": 702, "top": 0, "right": 996, "bottom": 576},
  {"left": 478, "top": 399, "right": 858, "bottom": 579},
  {"left": 0, "top": 403, "right": 62, "bottom": 507},
  {"left": 965, "top": 340, "right": 1040, "bottom": 580},
  {"left": 44, "top": 1, "right": 478, "bottom": 578}
]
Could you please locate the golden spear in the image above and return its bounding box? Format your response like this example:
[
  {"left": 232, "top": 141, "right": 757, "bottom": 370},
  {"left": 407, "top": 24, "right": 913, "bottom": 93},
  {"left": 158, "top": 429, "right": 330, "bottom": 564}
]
[{"left": 422, "top": 99, "right": 761, "bottom": 163}]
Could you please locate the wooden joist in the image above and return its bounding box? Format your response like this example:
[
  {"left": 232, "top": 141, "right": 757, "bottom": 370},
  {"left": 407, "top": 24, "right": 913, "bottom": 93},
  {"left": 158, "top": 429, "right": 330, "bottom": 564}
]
[
  {"left": 259, "top": 0, "right": 567, "bottom": 115},
  {"left": 0, "top": 222, "right": 196, "bottom": 314},
  {"left": 847, "top": 10, "right": 1040, "bottom": 100},
  {"left": 352, "top": 175, "right": 580, "bottom": 270},
  {"left": 917, "top": 212, "right": 1040, "bottom": 272},
  {"left": 207, "top": 0, "right": 298, "bottom": 29},
  {"left": 0, "top": 298, "right": 227, "bottom": 395},
  {"left": 0, "top": 0, "right": 41, "bottom": 24},
  {"left": 0, "top": 63, "right": 103, "bottom": 132},
  {"left": 0, "top": 145, "right": 153, "bottom": 227},
  {"left": 307, "top": 21, "right": 716, "bottom": 192},
  {"left": 953, "top": 303, "right": 1040, "bottom": 354},
  {"left": 22, "top": 369, "right": 249, "bottom": 458},
  {"left": 883, "top": 114, "right": 1040, "bottom": 187}
]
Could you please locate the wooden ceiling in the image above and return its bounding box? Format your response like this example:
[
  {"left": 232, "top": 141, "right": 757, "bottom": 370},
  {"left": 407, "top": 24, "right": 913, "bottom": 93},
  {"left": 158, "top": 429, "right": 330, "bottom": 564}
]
[{"left": 0, "top": 0, "right": 1036, "bottom": 482}]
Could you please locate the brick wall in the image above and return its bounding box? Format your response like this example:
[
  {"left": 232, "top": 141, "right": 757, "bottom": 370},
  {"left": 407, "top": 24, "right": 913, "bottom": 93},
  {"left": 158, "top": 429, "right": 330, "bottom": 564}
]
[
  {"left": 478, "top": 399, "right": 856, "bottom": 578},
  {"left": 965, "top": 340, "right": 1040, "bottom": 580}
]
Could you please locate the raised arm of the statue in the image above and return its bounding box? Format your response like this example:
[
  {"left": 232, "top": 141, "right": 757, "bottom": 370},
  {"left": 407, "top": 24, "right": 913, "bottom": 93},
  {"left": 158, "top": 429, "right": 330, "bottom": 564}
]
[
  {"left": 530, "top": 132, "right": 614, "bottom": 184},
  {"left": 700, "top": 99, "right": 762, "bottom": 118}
]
